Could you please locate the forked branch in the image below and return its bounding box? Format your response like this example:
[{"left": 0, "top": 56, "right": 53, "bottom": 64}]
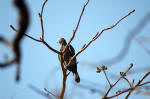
[
  {"left": 63, "top": 0, "right": 90, "bottom": 53},
  {"left": 102, "top": 63, "right": 133, "bottom": 99},
  {"left": 10, "top": 0, "right": 60, "bottom": 55},
  {"left": 107, "top": 70, "right": 150, "bottom": 99},
  {"left": 67, "top": 9, "right": 135, "bottom": 67}
]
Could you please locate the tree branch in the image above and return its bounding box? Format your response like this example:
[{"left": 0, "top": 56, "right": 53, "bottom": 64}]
[
  {"left": 10, "top": 25, "right": 41, "bottom": 42},
  {"left": 0, "top": 0, "right": 30, "bottom": 81},
  {"left": 103, "top": 70, "right": 111, "bottom": 87},
  {"left": 67, "top": 9, "right": 135, "bottom": 67},
  {"left": 102, "top": 63, "right": 133, "bottom": 99},
  {"left": 59, "top": 54, "right": 67, "bottom": 99},
  {"left": 106, "top": 70, "right": 150, "bottom": 99},
  {"left": 125, "top": 70, "right": 150, "bottom": 98},
  {"left": 41, "top": 39, "right": 60, "bottom": 54},
  {"left": 123, "top": 77, "right": 132, "bottom": 87},
  {"left": 39, "top": 0, "right": 48, "bottom": 40},
  {"left": 63, "top": 0, "right": 90, "bottom": 54},
  {"left": 10, "top": 25, "right": 60, "bottom": 54}
]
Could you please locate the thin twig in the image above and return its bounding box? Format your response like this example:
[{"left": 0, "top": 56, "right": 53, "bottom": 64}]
[
  {"left": 125, "top": 70, "right": 150, "bottom": 98},
  {"left": 123, "top": 77, "right": 132, "bottom": 87},
  {"left": 93, "top": 9, "right": 135, "bottom": 40},
  {"left": 139, "top": 81, "right": 150, "bottom": 86},
  {"left": 107, "top": 70, "right": 150, "bottom": 98},
  {"left": 103, "top": 70, "right": 111, "bottom": 87},
  {"left": 66, "top": 71, "right": 71, "bottom": 77},
  {"left": 42, "top": 40, "right": 60, "bottom": 54},
  {"left": 39, "top": 0, "right": 48, "bottom": 40},
  {"left": 44, "top": 88, "right": 58, "bottom": 98},
  {"left": 10, "top": 25, "right": 41, "bottom": 42},
  {"left": 99, "top": 12, "right": 150, "bottom": 66},
  {"left": 102, "top": 63, "right": 133, "bottom": 99},
  {"left": 10, "top": 25, "right": 60, "bottom": 54}
]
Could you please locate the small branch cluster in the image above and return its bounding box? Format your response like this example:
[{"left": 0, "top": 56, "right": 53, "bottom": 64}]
[
  {"left": 96, "top": 63, "right": 150, "bottom": 99},
  {"left": 97, "top": 65, "right": 111, "bottom": 86}
]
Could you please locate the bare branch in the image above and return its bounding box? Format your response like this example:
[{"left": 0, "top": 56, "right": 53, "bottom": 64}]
[
  {"left": 100, "top": 12, "right": 150, "bottom": 66},
  {"left": 39, "top": 0, "right": 48, "bottom": 40},
  {"left": 41, "top": 40, "right": 60, "bottom": 54},
  {"left": 10, "top": 25, "right": 41, "bottom": 42},
  {"left": 63, "top": 0, "right": 90, "bottom": 53},
  {"left": 10, "top": 25, "right": 60, "bottom": 54},
  {"left": 97, "top": 66, "right": 112, "bottom": 86},
  {"left": 67, "top": 9, "right": 135, "bottom": 67},
  {"left": 125, "top": 90, "right": 132, "bottom": 99},
  {"left": 58, "top": 1, "right": 90, "bottom": 98},
  {"left": 10, "top": 0, "right": 60, "bottom": 54},
  {"left": 38, "top": 0, "right": 60, "bottom": 54},
  {"left": 102, "top": 63, "right": 133, "bottom": 99},
  {"left": 107, "top": 70, "right": 150, "bottom": 98},
  {"left": 93, "top": 9, "right": 135, "bottom": 40},
  {"left": 59, "top": 55, "right": 67, "bottom": 99},
  {"left": 125, "top": 70, "right": 150, "bottom": 99},
  {"left": 103, "top": 70, "right": 112, "bottom": 87},
  {"left": 123, "top": 77, "right": 132, "bottom": 87},
  {"left": 139, "top": 81, "right": 150, "bottom": 86}
]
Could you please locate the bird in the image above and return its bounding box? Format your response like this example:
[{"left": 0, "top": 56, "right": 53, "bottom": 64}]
[{"left": 58, "top": 38, "right": 80, "bottom": 83}]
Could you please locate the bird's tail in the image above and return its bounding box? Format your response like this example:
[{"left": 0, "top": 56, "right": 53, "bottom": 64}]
[{"left": 73, "top": 72, "right": 80, "bottom": 83}]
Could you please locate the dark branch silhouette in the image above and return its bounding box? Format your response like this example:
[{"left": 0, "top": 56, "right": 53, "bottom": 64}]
[{"left": 0, "top": 0, "right": 30, "bottom": 81}]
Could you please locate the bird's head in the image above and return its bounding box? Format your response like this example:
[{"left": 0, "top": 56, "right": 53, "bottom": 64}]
[{"left": 58, "top": 38, "right": 67, "bottom": 45}]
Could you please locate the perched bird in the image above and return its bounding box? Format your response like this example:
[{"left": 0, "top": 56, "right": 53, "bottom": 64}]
[{"left": 58, "top": 38, "right": 80, "bottom": 83}]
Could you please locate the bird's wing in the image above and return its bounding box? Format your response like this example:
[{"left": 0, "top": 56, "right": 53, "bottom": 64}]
[{"left": 69, "top": 45, "right": 75, "bottom": 56}]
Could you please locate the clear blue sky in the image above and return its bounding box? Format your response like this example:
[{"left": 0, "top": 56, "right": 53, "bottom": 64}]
[{"left": 0, "top": 0, "right": 150, "bottom": 99}]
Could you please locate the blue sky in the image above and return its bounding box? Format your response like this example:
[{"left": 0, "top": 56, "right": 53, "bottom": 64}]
[{"left": 0, "top": 0, "right": 150, "bottom": 99}]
